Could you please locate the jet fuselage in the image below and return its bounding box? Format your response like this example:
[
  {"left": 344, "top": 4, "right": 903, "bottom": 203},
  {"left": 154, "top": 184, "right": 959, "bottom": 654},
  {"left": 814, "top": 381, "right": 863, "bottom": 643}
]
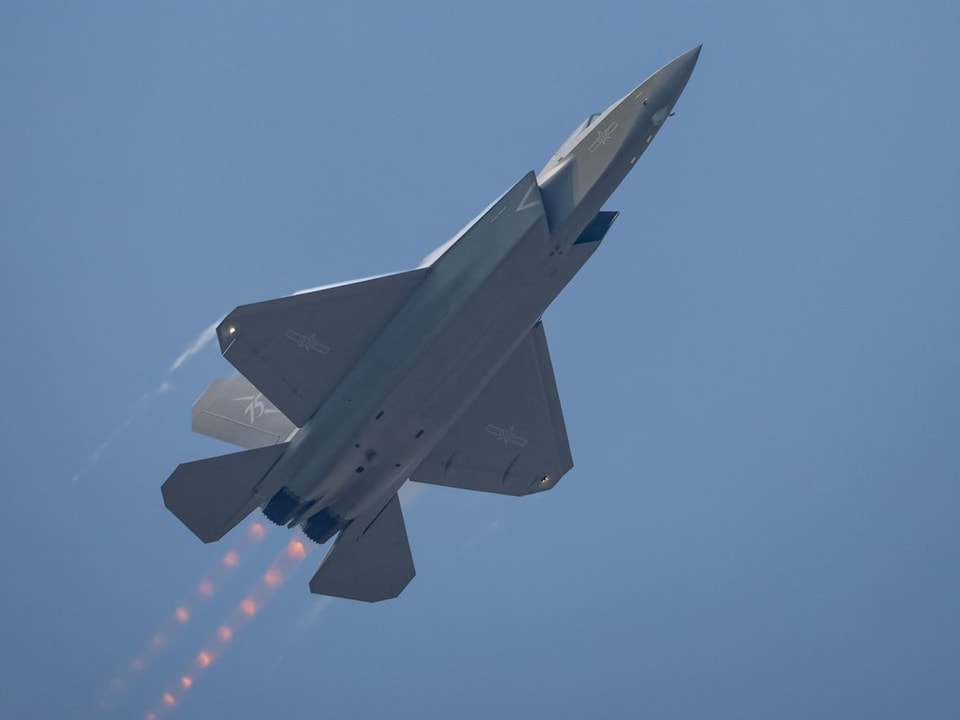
[
  {"left": 261, "top": 47, "right": 702, "bottom": 539},
  {"left": 162, "top": 47, "right": 701, "bottom": 599}
]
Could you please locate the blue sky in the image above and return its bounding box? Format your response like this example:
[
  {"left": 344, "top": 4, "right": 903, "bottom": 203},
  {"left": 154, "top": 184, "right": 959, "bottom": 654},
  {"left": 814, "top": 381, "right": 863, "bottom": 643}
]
[{"left": 2, "top": 2, "right": 959, "bottom": 718}]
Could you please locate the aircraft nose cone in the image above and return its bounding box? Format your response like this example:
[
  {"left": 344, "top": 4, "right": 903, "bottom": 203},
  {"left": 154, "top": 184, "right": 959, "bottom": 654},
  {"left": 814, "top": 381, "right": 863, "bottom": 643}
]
[{"left": 654, "top": 44, "right": 701, "bottom": 101}]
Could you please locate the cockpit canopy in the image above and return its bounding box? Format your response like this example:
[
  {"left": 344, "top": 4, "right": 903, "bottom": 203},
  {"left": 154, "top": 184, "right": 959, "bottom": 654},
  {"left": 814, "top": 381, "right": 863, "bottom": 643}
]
[
  {"left": 541, "top": 110, "right": 606, "bottom": 173},
  {"left": 576, "top": 112, "right": 604, "bottom": 136},
  {"left": 555, "top": 111, "right": 603, "bottom": 159}
]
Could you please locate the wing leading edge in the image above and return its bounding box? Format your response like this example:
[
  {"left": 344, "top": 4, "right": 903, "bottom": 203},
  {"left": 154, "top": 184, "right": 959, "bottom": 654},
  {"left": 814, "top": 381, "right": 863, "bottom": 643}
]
[{"left": 216, "top": 268, "right": 428, "bottom": 427}]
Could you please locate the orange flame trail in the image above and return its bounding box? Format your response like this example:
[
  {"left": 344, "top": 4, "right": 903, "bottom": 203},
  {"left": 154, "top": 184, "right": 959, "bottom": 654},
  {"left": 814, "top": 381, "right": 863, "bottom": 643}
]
[
  {"left": 99, "top": 520, "right": 269, "bottom": 713},
  {"left": 144, "top": 533, "right": 314, "bottom": 718}
]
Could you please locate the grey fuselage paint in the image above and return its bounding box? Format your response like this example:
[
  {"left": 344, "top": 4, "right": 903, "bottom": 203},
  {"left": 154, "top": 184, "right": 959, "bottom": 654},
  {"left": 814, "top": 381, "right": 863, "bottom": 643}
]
[{"left": 257, "top": 47, "right": 701, "bottom": 531}]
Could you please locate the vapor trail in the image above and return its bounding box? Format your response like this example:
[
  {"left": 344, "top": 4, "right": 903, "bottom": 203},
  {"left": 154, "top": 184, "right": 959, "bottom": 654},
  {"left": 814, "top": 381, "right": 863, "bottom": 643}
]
[
  {"left": 71, "top": 318, "right": 223, "bottom": 484},
  {"left": 169, "top": 318, "right": 223, "bottom": 372}
]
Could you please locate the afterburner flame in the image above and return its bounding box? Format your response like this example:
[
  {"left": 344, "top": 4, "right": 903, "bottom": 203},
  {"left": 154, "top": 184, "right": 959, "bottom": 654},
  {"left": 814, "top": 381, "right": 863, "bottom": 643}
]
[
  {"left": 119, "top": 520, "right": 308, "bottom": 720},
  {"left": 134, "top": 529, "right": 315, "bottom": 720},
  {"left": 287, "top": 540, "right": 306, "bottom": 559}
]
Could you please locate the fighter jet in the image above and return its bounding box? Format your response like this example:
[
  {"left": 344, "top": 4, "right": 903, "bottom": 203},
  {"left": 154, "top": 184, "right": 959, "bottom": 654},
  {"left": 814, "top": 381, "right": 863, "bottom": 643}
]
[{"left": 163, "top": 46, "right": 701, "bottom": 601}]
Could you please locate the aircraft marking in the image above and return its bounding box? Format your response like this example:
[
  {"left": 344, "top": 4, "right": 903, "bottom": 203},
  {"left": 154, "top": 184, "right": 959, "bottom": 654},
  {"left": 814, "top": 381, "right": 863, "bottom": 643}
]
[
  {"left": 285, "top": 330, "right": 330, "bottom": 355},
  {"left": 516, "top": 183, "right": 541, "bottom": 212},
  {"left": 589, "top": 121, "right": 619, "bottom": 152},
  {"left": 488, "top": 205, "right": 507, "bottom": 223},
  {"left": 485, "top": 424, "right": 528, "bottom": 447},
  {"left": 234, "top": 393, "right": 281, "bottom": 424}
]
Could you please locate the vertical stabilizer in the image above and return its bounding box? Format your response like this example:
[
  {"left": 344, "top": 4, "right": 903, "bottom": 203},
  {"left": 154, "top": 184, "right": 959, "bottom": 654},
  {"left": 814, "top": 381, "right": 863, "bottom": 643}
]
[
  {"left": 308, "top": 494, "right": 415, "bottom": 602},
  {"left": 162, "top": 444, "right": 288, "bottom": 543}
]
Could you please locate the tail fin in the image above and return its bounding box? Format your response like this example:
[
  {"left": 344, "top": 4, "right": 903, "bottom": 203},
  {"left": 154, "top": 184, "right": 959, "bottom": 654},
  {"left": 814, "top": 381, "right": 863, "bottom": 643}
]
[
  {"left": 161, "top": 444, "right": 288, "bottom": 543},
  {"left": 309, "top": 493, "right": 415, "bottom": 602},
  {"left": 192, "top": 376, "right": 297, "bottom": 450}
]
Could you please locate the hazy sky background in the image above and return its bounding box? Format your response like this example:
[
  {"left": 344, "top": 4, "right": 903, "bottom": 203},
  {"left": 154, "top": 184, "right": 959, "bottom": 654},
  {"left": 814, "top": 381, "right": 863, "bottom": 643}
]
[{"left": 2, "top": 2, "right": 959, "bottom": 718}]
